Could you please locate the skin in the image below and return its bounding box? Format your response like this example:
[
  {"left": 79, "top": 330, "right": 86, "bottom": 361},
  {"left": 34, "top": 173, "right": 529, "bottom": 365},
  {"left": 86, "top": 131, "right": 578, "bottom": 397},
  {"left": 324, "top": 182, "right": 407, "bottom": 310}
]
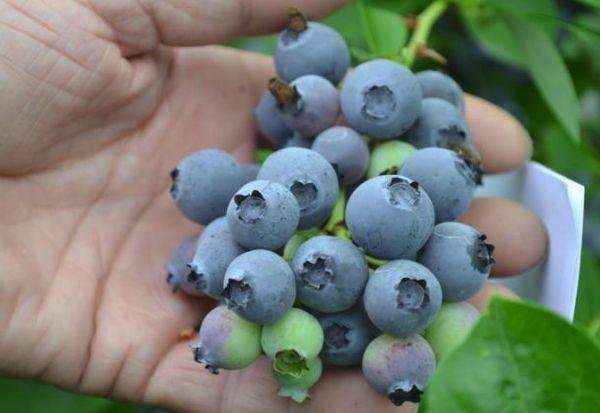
[{"left": 0, "top": 1, "right": 544, "bottom": 413}]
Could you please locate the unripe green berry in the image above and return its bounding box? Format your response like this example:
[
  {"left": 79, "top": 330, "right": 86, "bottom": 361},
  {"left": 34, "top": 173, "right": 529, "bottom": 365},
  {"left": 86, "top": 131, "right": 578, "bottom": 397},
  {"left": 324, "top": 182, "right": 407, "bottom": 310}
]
[
  {"left": 424, "top": 301, "right": 479, "bottom": 361},
  {"left": 367, "top": 140, "right": 416, "bottom": 178},
  {"left": 275, "top": 357, "right": 323, "bottom": 403}
]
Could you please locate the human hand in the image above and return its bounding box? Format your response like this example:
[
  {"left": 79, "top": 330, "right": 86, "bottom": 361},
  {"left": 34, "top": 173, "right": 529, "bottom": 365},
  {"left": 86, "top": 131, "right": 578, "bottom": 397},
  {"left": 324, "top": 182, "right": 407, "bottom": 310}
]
[{"left": 0, "top": 1, "right": 546, "bottom": 412}]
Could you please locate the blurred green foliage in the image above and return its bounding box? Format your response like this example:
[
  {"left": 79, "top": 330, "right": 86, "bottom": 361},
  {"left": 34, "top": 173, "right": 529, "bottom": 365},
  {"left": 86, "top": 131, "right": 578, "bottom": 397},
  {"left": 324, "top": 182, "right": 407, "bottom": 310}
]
[{"left": 2, "top": 0, "right": 599, "bottom": 412}]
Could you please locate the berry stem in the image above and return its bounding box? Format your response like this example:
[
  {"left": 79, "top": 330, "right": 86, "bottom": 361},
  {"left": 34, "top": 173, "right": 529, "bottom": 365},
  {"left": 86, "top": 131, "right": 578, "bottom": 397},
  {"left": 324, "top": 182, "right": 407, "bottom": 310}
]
[
  {"left": 287, "top": 7, "right": 308, "bottom": 32},
  {"left": 268, "top": 78, "right": 298, "bottom": 106},
  {"left": 401, "top": 0, "right": 448, "bottom": 67},
  {"left": 324, "top": 187, "right": 346, "bottom": 233}
]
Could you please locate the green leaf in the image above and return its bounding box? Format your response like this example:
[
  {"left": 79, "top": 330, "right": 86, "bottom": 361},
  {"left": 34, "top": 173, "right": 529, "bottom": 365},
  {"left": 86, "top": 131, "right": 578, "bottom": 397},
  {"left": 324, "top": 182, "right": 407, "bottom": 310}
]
[
  {"left": 421, "top": 298, "right": 600, "bottom": 413},
  {"left": 462, "top": 0, "right": 557, "bottom": 66},
  {"left": 363, "top": 6, "right": 408, "bottom": 55},
  {"left": 323, "top": 3, "right": 369, "bottom": 51},
  {"left": 350, "top": 46, "right": 379, "bottom": 63},
  {"left": 0, "top": 378, "right": 134, "bottom": 413},
  {"left": 540, "top": 123, "right": 600, "bottom": 176},
  {"left": 507, "top": 14, "right": 580, "bottom": 142},
  {"left": 574, "top": 0, "right": 600, "bottom": 10},
  {"left": 576, "top": 248, "right": 600, "bottom": 333}
]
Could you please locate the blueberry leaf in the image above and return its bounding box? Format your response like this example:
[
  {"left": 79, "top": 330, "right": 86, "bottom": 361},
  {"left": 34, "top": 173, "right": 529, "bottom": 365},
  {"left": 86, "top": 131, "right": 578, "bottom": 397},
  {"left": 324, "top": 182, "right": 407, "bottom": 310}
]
[
  {"left": 421, "top": 298, "right": 600, "bottom": 413},
  {"left": 573, "top": 0, "right": 600, "bottom": 10},
  {"left": 506, "top": 14, "right": 580, "bottom": 142},
  {"left": 576, "top": 249, "right": 600, "bottom": 341},
  {"left": 357, "top": 2, "right": 408, "bottom": 55}
]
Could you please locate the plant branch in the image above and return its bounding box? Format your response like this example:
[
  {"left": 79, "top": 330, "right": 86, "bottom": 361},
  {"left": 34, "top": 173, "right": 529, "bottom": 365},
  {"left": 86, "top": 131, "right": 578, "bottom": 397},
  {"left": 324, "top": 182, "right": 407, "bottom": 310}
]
[{"left": 402, "top": 0, "right": 448, "bottom": 67}]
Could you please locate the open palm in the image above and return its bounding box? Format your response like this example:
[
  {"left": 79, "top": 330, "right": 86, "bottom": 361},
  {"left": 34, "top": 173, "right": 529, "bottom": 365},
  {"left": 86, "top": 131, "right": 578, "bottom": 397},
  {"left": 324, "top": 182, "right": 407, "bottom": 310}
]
[{"left": 0, "top": 1, "right": 546, "bottom": 413}]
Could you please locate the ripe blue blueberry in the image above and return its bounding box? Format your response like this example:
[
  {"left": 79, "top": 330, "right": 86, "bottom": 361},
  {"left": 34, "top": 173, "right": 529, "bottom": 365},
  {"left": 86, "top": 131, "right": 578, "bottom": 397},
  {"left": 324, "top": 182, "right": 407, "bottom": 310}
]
[
  {"left": 364, "top": 260, "right": 442, "bottom": 337},
  {"left": 240, "top": 163, "right": 261, "bottom": 183},
  {"left": 255, "top": 91, "right": 294, "bottom": 147},
  {"left": 313, "top": 303, "right": 378, "bottom": 366},
  {"left": 311, "top": 126, "right": 369, "bottom": 186},
  {"left": 419, "top": 222, "right": 495, "bottom": 301},
  {"left": 345, "top": 175, "right": 434, "bottom": 259},
  {"left": 291, "top": 235, "right": 368, "bottom": 313},
  {"left": 187, "top": 217, "right": 245, "bottom": 299},
  {"left": 170, "top": 149, "right": 246, "bottom": 225},
  {"left": 362, "top": 334, "right": 436, "bottom": 406},
  {"left": 192, "top": 306, "right": 261, "bottom": 374},
  {"left": 416, "top": 70, "right": 465, "bottom": 113},
  {"left": 400, "top": 147, "right": 482, "bottom": 222},
  {"left": 222, "top": 250, "right": 296, "bottom": 324},
  {"left": 275, "top": 9, "right": 349, "bottom": 85},
  {"left": 269, "top": 76, "right": 340, "bottom": 137},
  {"left": 227, "top": 180, "right": 300, "bottom": 251},
  {"left": 405, "top": 97, "right": 473, "bottom": 151},
  {"left": 424, "top": 301, "right": 479, "bottom": 361},
  {"left": 166, "top": 235, "right": 199, "bottom": 295},
  {"left": 285, "top": 132, "right": 313, "bottom": 148},
  {"left": 258, "top": 148, "right": 339, "bottom": 229},
  {"left": 340, "top": 59, "right": 422, "bottom": 139},
  {"left": 261, "top": 308, "right": 324, "bottom": 377},
  {"left": 275, "top": 356, "right": 322, "bottom": 403}
]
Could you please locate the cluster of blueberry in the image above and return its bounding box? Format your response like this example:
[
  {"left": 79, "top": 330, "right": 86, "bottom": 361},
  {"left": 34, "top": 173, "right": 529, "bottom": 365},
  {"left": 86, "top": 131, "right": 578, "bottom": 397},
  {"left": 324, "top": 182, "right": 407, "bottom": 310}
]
[{"left": 166, "top": 8, "right": 494, "bottom": 406}]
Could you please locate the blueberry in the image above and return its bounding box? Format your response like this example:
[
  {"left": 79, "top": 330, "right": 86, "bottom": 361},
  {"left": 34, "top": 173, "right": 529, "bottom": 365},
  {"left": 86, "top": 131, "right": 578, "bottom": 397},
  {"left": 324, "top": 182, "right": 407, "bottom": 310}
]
[
  {"left": 405, "top": 98, "right": 473, "bottom": 152},
  {"left": 226, "top": 180, "right": 300, "bottom": 251},
  {"left": 275, "top": 357, "right": 323, "bottom": 403},
  {"left": 165, "top": 235, "right": 199, "bottom": 295},
  {"left": 313, "top": 303, "right": 378, "bottom": 366},
  {"left": 258, "top": 148, "right": 339, "bottom": 229},
  {"left": 192, "top": 306, "right": 261, "bottom": 374},
  {"left": 240, "top": 163, "right": 261, "bottom": 183},
  {"left": 340, "top": 59, "right": 422, "bottom": 139},
  {"left": 400, "top": 148, "right": 481, "bottom": 222},
  {"left": 269, "top": 76, "right": 340, "bottom": 137},
  {"left": 275, "top": 8, "right": 350, "bottom": 85},
  {"left": 416, "top": 70, "right": 465, "bottom": 113},
  {"left": 292, "top": 236, "right": 368, "bottom": 313},
  {"left": 424, "top": 301, "right": 479, "bottom": 361},
  {"left": 345, "top": 175, "right": 435, "bottom": 259},
  {"left": 418, "top": 222, "right": 495, "bottom": 301},
  {"left": 222, "top": 250, "right": 296, "bottom": 324},
  {"left": 367, "top": 140, "right": 416, "bottom": 179},
  {"left": 364, "top": 260, "right": 442, "bottom": 336},
  {"left": 311, "top": 126, "right": 369, "bottom": 186},
  {"left": 362, "top": 334, "right": 436, "bottom": 406},
  {"left": 255, "top": 91, "right": 294, "bottom": 147},
  {"left": 285, "top": 132, "right": 313, "bottom": 148},
  {"left": 187, "top": 217, "right": 245, "bottom": 299},
  {"left": 170, "top": 149, "right": 246, "bottom": 225},
  {"left": 261, "top": 308, "right": 324, "bottom": 377}
]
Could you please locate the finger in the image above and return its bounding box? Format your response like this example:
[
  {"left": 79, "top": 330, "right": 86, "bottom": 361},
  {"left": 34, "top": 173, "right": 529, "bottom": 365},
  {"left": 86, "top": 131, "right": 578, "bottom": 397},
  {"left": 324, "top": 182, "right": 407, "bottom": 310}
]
[
  {"left": 88, "top": 0, "right": 348, "bottom": 56},
  {"left": 467, "top": 282, "right": 520, "bottom": 313},
  {"left": 143, "top": 345, "right": 415, "bottom": 413},
  {"left": 465, "top": 95, "right": 533, "bottom": 174},
  {"left": 459, "top": 198, "right": 547, "bottom": 277}
]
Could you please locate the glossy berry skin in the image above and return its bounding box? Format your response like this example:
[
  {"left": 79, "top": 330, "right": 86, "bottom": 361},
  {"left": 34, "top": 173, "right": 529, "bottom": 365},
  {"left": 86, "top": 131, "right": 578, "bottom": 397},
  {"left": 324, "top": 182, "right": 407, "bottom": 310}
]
[
  {"left": 311, "top": 126, "right": 369, "bottom": 186},
  {"left": 291, "top": 236, "right": 368, "bottom": 313},
  {"left": 187, "top": 217, "right": 246, "bottom": 299},
  {"left": 416, "top": 70, "right": 465, "bottom": 113},
  {"left": 258, "top": 148, "right": 339, "bottom": 229},
  {"left": 424, "top": 301, "right": 479, "bottom": 361},
  {"left": 226, "top": 180, "right": 300, "bottom": 251},
  {"left": 314, "top": 304, "right": 378, "bottom": 366},
  {"left": 345, "top": 175, "right": 435, "bottom": 260},
  {"left": 340, "top": 59, "right": 422, "bottom": 139},
  {"left": 166, "top": 235, "right": 199, "bottom": 295},
  {"left": 419, "top": 222, "right": 495, "bottom": 301},
  {"left": 364, "top": 260, "right": 442, "bottom": 337},
  {"left": 279, "top": 75, "right": 340, "bottom": 137},
  {"left": 275, "top": 22, "right": 350, "bottom": 85},
  {"left": 275, "top": 357, "right": 323, "bottom": 403},
  {"left": 192, "top": 306, "right": 261, "bottom": 374},
  {"left": 261, "top": 308, "right": 324, "bottom": 377},
  {"left": 367, "top": 140, "right": 416, "bottom": 179},
  {"left": 170, "top": 149, "right": 246, "bottom": 225},
  {"left": 255, "top": 91, "right": 294, "bottom": 146},
  {"left": 405, "top": 98, "right": 472, "bottom": 151},
  {"left": 362, "top": 334, "right": 436, "bottom": 406},
  {"left": 222, "top": 250, "right": 296, "bottom": 324},
  {"left": 400, "top": 148, "right": 480, "bottom": 222}
]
